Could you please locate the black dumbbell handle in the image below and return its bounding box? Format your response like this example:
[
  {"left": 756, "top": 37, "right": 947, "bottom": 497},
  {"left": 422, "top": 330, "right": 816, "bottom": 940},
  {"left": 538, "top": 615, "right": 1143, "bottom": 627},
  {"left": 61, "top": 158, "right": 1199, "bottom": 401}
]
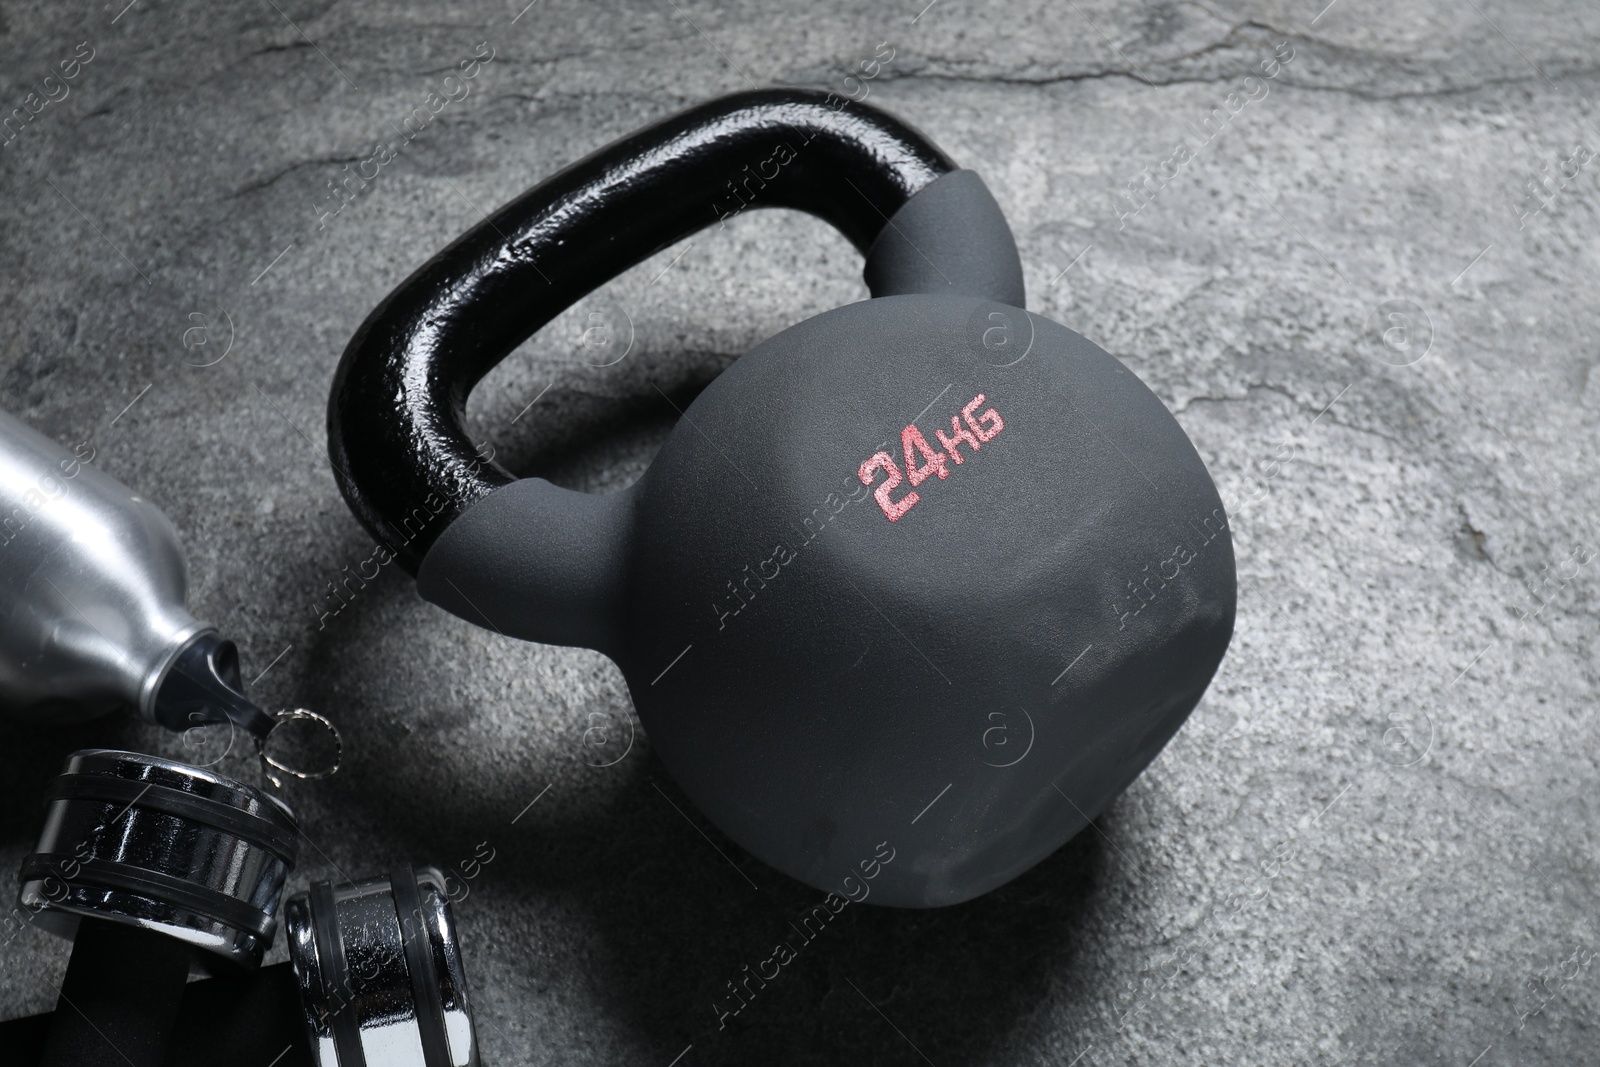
[
  {"left": 3, "top": 961, "right": 313, "bottom": 1067},
  {"left": 162, "top": 962, "right": 313, "bottom": 1067},
  {"left": 37, "top": 918, "right": 192, "bottom": 1067},
  {"left": 329, "top": 87, "right": 955, "bottom": 573}
]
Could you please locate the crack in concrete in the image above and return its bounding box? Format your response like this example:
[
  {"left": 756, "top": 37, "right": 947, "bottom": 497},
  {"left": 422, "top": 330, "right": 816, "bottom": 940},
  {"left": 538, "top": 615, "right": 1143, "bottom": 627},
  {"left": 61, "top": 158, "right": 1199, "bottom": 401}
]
[
  {"left": 1171, "top": 381, "right": 1304, "bottom": 416},
  {"left": 1172, "top": 380, "right": 1417, "bottom": 450},
  {"left": 245, "top": 39, "right": 316, "bottom": 60},
  {"left": 878, "top": 62, "right": 1600, "bottom": 102},
  {"left": 226, "top": 154, "right": 372, "bottom": 200},
  {"left": 873, "top": 17, "right": 1600, "bottom": 103}
]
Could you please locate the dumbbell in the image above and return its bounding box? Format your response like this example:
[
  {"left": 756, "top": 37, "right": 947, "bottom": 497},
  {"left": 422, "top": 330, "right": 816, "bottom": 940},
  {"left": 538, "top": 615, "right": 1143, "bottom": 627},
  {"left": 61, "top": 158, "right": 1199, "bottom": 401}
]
[
  {"left": 18, "top": 748, "right": 298, "bottom": 1067},
  {"left": 11, "top": 752, "right": 477, "bottom": 1066},
  {"left": 283, "top": 865, "right": 478, "bottom": 1067},
  {"left": 328, "top": 88, "right": 1238, "bottom": 906},
  {"left": 0, "top": 408, "right": 336, "bottom": 778}
]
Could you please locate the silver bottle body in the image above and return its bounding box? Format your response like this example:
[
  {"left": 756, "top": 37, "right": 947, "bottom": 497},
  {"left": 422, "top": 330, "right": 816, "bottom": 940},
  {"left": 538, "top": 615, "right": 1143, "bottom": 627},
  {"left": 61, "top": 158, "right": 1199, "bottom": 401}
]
[{"left": 0, "top": 409, "right": 203, "bottom": 724}]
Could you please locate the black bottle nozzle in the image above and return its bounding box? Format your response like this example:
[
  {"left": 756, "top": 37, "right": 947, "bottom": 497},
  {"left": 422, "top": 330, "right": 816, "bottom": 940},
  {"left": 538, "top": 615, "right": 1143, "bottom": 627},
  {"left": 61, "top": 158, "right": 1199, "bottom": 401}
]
[{"left": 151, "top": 632, "right": 277, "bottom": 741}]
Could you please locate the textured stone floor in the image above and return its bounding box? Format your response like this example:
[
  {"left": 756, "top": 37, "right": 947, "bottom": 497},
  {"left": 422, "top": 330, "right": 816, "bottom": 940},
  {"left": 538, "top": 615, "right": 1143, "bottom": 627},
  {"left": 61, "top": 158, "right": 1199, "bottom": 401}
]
[{"left": 3, "top": 1, "right": 1599, "bottom": 1064}]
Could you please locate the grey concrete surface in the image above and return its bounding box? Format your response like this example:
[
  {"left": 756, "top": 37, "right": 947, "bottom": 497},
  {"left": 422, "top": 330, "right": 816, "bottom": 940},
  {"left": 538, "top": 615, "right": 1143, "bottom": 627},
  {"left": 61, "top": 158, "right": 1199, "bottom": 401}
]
[{"left": 2, "top": 0, "right": 1599, "bottom": 1063}]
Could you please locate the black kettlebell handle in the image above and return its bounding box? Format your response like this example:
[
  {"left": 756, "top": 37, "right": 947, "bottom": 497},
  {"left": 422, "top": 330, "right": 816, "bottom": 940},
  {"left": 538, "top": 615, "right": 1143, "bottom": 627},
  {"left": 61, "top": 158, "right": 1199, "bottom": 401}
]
[{"left": 329, "top": 88, "right": 1023, "bottom": 575}]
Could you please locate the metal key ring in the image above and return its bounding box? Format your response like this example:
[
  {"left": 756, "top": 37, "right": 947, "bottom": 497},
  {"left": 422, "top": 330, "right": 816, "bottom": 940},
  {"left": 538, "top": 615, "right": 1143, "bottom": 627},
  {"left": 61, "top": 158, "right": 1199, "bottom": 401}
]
[{"left": 259, "top": 708, "right": 344, "bottom": 787}]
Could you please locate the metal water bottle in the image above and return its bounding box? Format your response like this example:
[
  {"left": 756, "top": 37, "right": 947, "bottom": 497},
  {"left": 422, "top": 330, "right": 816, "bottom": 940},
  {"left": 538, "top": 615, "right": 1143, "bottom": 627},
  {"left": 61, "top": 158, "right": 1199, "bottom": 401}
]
[{"left": 0, "top": 408, "right": 274, "bottom": 738}]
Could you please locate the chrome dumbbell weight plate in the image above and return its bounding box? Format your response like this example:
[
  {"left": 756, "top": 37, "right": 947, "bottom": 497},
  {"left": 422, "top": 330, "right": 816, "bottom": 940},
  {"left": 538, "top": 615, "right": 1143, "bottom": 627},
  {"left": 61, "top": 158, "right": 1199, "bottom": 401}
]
[
  {"left": 18, "top": 749, "right": 298, "bottom": 968},
  {"left": 286, "top": 865, "right": 477, "bottom": 1067}
]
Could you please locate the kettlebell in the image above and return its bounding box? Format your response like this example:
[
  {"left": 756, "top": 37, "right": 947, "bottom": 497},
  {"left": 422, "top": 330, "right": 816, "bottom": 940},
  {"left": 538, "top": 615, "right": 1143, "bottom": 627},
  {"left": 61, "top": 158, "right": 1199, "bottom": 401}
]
[{"left": 329, "top": 89, "right": 1236, "bottom": 906}]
